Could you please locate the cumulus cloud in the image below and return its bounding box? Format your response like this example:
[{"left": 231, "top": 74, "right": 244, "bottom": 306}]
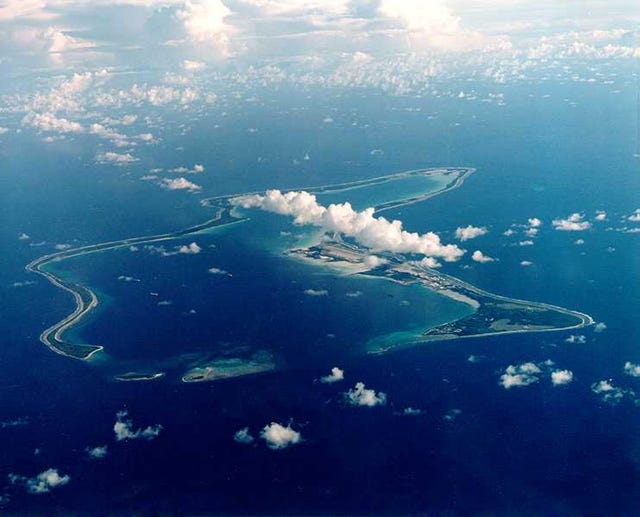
[
  {"left": 377, "top": 0, "right": 485, "bottom": 51},
  {"left": 595, "top": 210, "right": 607, "bottom": 221},
  {"left": 176, "top": 0, "right": 233, "bottom": 54},
  {"left": 528, "top": 217, "right": 542, "bottom": 228},
  {"left": 344, "top": 382, "right": 387, "bottom": 407},
  {"left": 160, "top": 177, "right": 202, "bottom": 192},
  {"left": 520, "top": 260, "right": 533, "bottom": 267},
  {"left": 455, "top": 225, "right": 487, "bottom": 241},
  {"left": 552, "top": 213, "right": 591, "bottom": 231},
  {"left": 591, "top": 379, "right": 632, "bottom": 405},
  {"left": 260, "top": 422, "right": 301, "bottom": 450},
  {"left": 86, "top": 445, "right": 108, "bottom": 459},
  {"left": 113, "top": 410, "right": 162, "bottom": 442},
  {"left": 178, "top": 242, "right": 201, "bottom": 254},
  {"left": 22, "top": 112, "right": 83, "bottom": 133},
  {"left": 551, "top": 369, "right": 573, "bottom": 386},
  {"left": 363, "top": 255, "right": 388, "bottom": 268},
  {"left": 500, "top": 362, "right": 541, "bottom": 388},
  {"left": 565, "top": 334, "right": 586, "bottom": 344},
  {"left": 623, "top": 362, "right": 640, "bottom": 378},
  {"left": 231, "top": 190, "right": 464, "bottom": 262},
  {"left": 233, "top": 427, "right": 255, "bottom": 444},
  {"left": 320, "top": 366, "right": 344, "bottom": 383},
  {"left": 10, "top": 469, "right": 70, "bottom": 494},
  {"left": 96, "top": 151, "right": 138, "bottom": 165},
  {"left": 18, "top": 232, "right": 30, "bottom": 240},
  {"left": 471, "top": 250, "right": 495, "bottom": 263}
]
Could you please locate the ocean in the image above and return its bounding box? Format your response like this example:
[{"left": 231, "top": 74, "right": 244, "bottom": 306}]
[{"left": 1, "top": 67, "right": 640, "bottom": 513}]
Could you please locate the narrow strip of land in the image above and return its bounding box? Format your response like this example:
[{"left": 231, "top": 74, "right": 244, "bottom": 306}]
[{"left": 26, "top": 209, "right": 242, "bottom": 359}]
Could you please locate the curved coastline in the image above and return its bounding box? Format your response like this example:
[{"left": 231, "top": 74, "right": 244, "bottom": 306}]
[
  {"left": 26, "top": 208, "right": 242, "bottom": 360},
  {"left": 27, "top": 166, "right": 593, "bottom": 361}
]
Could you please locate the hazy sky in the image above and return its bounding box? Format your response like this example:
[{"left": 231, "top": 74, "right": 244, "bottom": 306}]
[{"left": 1, "top": 0, "right": 638, "bottom": 71}]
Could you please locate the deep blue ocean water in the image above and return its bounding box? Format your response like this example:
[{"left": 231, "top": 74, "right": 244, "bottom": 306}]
[{"left": 2, "top": 71, "right": 640, "bottom": 514}]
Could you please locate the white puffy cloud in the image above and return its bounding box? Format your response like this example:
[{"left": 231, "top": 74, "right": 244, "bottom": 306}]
[
  {"left": 86, "top": 445, "right": 108, "bottom": 459},
  {"left": 89, "top": 123, "right": 130, "bottom": 146},
  {"left": 260, "top": 422, "right": 301, "bottom": 450},
  {"left": 176, "top": 0, "right": 233, "bottom": 54},
  {"left": 552, "top": 213, "right": 591, "bottom": 231},
  {"left": 363, "top": 255, "right": 388, "bottom": 268},
  {"left": 471, "top": 250, "right": 495, "bottom": 263},
  {"left": 551, "top": 369, "right": 573, "bottom": 386},
  {"left": 233, "top": 427, "right": 255, "bottom": 444},
  {"left": 320, "top": 366, "right": 344, "bottom": 383},
  {"left": 18, "top": 232, "right": 30, "bottom": 240},
  {"left": 520, "top": 260, "right": 533, "bottom": 266},
  {"left": 344, "top": 381, "right": 387, "bottom": 407},
  {"left": 565, "top": 334, "right": 586, "bottom": 344},
  {"left": 595, "top": 210, "right": 607, "bottom": 221},
  {"left": 591, "top": 379, "right": 632, "bottom": 405},
  {"left": 22, "top": 112, "right": 83, "bottom": 133},
  {"left": 160, "top": 177, "right": 202, "bottom": 192},
  {"left": 178, "top": 242, "right": 201, "bottom": 254},
  {"left": 623, "top": 362, "right": 640, "bottom": 378},
  {"left": 96, "top": 151, "right": 138, "bottom": 164},
  {"left": 500, "top": 362, "right": 541, "bottom": 388},
  {"left": 113, "top": 410, "right": 163, "bottom": 441},
  {"left": 455, "top": 225, "right": 487, "bottom": 241},
  {"left": 528, "top": 217, "right": 542, "bottom": 228},
  {"left": 10, "top": 468, "right": 70, "bottom": 494},
  {"left": 377, "top": 0, "right": 486, "bottom": 51},
  {"left": 416, "top": 256, "right": 442, "bottom": 268},
  {"left": 231, "top": 190, "right": 464, "bottom": 262}
]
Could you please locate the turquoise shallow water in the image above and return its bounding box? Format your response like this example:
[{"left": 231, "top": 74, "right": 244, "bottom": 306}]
[
  {"left": 314, "top": 172, "right": 451, "bottom": 210},
  {"left": 1, "top": 70, "right": 640, "bottom": 513}
]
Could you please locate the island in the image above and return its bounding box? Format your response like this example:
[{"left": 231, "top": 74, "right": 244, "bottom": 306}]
[
  {"left": 26, "top": 166, "right": 593, "bottom": 368},
  {"left": 26, "top": 208, "right": 243, "bottom": 360}
]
